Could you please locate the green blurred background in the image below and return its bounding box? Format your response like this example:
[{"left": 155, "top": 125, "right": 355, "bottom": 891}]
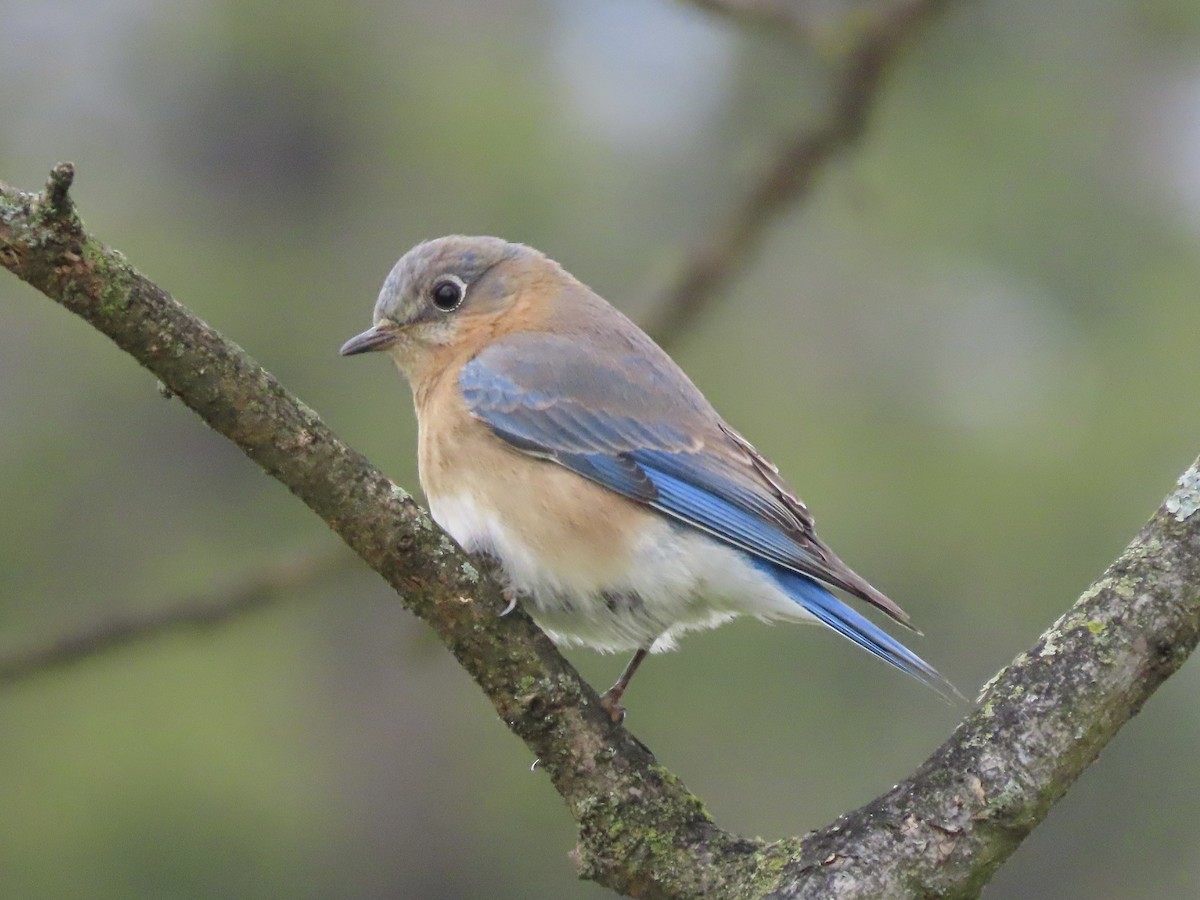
[{"left": 3, "top": 0, "right": 1199, "bottom": 896}]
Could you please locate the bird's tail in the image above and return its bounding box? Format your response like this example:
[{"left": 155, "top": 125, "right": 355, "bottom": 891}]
[{"left": 755, "top": 560, "right": 960, "bottom": 702}]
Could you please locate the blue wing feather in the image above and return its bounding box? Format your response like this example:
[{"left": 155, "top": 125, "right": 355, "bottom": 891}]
[
  {"left": 748, "top": 560, "right": 957, "bottom": 699},
  {"left": 632, "top": 454, "right": 809, "bottom": 568},
  {"left": 558, "top": 452, "right": 657, "bottom": 502}
]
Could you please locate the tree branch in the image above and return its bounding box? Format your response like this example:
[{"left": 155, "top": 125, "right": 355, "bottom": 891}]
[
  {"left": 0, "top": 544, "right": 352, "bottom": 685},
  {"left": 680, "top": 0, "right": 814, "bottom": 38},
  {"left": 5, "top": 167, "right": 1199, "bottom": 896},
  {"left": 645, "top": 0, "right": 951, "bottom": 343}
]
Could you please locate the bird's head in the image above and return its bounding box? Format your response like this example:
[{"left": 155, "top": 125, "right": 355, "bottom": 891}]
[{"left": 340, "top": 235, "right": 541, "bottom": 371}]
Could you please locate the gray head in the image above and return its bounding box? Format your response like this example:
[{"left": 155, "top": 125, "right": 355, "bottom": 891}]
[{"left": 339, "top": 235, "right": 542, "bottom": 360}]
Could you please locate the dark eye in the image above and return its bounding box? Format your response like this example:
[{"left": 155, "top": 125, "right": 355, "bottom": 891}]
[{"left": 431, "top": 277, "right": 465, "bottom": 311}]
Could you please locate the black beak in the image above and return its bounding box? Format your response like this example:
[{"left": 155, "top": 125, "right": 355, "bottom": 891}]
[{"left": 340, "top": 322, "right": 401, "bottom": 356}]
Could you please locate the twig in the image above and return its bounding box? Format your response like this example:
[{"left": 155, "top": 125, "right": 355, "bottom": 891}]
[
  {"left": 0, "top": 545, "right": 352, "bottom": 685},
  {"left": 681, "top": 0, "right": 814, "bottom": 37},
  {"left": 645, "top": 0, "right": 951, "bottom": 344}
]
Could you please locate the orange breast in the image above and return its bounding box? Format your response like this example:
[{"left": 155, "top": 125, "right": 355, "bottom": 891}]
[{"left": 415, "top": 363, "right": 649, "bottom": 591}]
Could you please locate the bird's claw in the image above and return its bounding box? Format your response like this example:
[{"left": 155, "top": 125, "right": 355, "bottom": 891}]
[
  {"left": 599, "top": 692, "right": 627, "bottom": 724},
  {"left": 498, "top": 586, "right": 518, "bottom": 617}
]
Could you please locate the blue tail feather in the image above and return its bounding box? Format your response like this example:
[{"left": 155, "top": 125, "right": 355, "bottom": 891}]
[{"left": 753, "top": 559, "right": 958, "bottom": 701}]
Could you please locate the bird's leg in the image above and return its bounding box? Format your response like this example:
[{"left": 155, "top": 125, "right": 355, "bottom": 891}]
[{"left": 600, "top": 647, "right": 650, "bottom": 723}]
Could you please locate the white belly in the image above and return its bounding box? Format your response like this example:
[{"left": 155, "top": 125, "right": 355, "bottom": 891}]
[{"left": 428, "top": 492, "right": 814, "bottom": 653}]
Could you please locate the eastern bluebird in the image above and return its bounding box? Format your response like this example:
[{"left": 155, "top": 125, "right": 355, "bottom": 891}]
[{"left": 341, "top": 236, "right": 954, "bottom": 718}]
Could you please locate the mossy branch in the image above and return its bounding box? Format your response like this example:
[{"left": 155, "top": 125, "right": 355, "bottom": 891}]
[{"left": 4, "top": 168, "right": 1199, "bottom": 898}]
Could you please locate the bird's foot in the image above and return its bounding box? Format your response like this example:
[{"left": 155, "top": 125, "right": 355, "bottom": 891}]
[
  {"left": 597, "top": 646, "right": 648, "bottom": 724},
  {"left": 598, "top": 690, "right": 627, "bottom": 724}
]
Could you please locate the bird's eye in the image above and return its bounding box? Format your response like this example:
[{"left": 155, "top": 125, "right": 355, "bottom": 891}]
[{"left": 431, "top": 277, "right": 465, "bottom": 311}]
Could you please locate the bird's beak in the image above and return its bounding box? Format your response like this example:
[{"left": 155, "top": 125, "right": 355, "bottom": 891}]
[{"left": 339, "top": 321, "right": 401, "bottom": 356}]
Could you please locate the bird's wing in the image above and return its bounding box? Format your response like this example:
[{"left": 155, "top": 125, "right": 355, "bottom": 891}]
[{"left": 459, "top": 332, "right": 912, "bottom": 626}]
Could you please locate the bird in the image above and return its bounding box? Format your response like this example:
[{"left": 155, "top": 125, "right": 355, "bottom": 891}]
[{"left": 340, "top": 235, "right": 955, "bottom": 719}]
